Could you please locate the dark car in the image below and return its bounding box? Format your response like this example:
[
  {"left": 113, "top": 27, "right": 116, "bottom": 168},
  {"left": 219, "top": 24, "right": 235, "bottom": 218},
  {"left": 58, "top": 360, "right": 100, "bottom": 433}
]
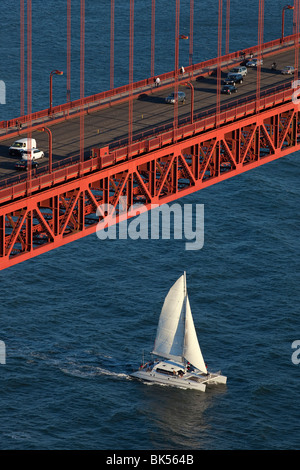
[
  {"left": 221, "top": 85, "right": 237, "bottom": 95},
  {"left": 15, "top": 159, "right": 39, "bottom": 171},
  {"left": 225, "top": 73, "right": 243, "bottom": 84},
  {"left": 223, "top": 77, "right": 236, "bottom": 86},
  {"left": 165, "top": 91, "right": 186, "bottom": 104}
]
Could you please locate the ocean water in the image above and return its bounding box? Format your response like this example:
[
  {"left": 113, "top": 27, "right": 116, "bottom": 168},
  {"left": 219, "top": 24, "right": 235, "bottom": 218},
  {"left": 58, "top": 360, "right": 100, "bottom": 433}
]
[{"left": 0, "top": 0, "right": 300, "bottom": 451}]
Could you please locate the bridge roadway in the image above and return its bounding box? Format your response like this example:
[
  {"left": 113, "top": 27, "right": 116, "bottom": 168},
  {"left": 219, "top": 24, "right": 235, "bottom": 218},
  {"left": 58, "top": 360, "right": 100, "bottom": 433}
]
[{"left": 0, "top": 46, "right": 298, "bottom": 181}]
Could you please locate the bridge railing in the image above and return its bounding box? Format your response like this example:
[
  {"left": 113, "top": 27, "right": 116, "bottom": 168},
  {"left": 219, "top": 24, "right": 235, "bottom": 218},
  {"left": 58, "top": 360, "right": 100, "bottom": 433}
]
[
  {"left": 0, "top": 78, "right": 295, "bottom": 206},
  {"left": 0, "top": 33, "right": 298, "bottom": 136}
]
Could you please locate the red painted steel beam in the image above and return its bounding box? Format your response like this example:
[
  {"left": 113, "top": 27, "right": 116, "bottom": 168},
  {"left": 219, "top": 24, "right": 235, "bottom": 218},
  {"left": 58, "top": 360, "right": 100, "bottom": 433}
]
[{"left": 0, "top": 96, "right": 299, "bottom": 270}]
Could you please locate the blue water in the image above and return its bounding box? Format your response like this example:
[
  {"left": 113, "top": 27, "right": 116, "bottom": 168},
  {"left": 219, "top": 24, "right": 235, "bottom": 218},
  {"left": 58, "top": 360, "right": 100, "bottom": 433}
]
[{"left": 0, "top": 0, "right": 300, "bottom": 450}]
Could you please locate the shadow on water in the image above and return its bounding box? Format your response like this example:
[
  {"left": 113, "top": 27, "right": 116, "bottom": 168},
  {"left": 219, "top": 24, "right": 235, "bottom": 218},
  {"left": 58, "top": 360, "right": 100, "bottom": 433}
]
[{"left": 135, "top": 382, "right": 227, "bottom": 449}]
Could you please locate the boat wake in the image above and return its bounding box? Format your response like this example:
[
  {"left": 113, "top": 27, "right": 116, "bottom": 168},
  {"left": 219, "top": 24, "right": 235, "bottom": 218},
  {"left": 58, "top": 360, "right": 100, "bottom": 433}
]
[{"left": 59, "top": 363, "right": 129, "bottom": 380}]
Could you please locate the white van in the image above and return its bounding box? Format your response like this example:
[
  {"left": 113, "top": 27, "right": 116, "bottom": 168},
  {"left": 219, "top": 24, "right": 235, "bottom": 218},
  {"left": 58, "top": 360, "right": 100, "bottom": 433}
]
[{"left": 9, "top": 137, "right": 37, "bottom": 156}]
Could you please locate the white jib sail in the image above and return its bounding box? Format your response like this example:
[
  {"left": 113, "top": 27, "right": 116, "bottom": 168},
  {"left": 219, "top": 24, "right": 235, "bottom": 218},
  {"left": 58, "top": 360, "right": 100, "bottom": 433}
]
[
  {"left": 152, "top": 274, "right": 185, "bottom": 362},
  {"left": 183, "top": 295, "right": 207, "bottom": 374}
]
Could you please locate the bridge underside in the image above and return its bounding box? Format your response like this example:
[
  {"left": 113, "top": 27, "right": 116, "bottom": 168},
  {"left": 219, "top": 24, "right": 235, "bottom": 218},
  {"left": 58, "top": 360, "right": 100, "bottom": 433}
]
[{"left": 0, "top": 98, "right": 299, "bottom": 270}]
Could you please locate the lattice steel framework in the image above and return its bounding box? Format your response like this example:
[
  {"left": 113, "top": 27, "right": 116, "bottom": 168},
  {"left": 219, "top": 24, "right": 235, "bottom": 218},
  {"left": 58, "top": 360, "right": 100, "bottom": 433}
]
[{"left": 0, "top": 96, "right": 299, "bottom": 270}]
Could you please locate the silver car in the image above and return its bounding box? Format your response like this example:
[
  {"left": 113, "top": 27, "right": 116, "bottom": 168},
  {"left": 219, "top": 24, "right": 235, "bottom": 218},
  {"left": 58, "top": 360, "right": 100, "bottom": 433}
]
[
  {"left": 246, "top": 58, "right": 263, "bottom": 67},
  {"left": 165, "top": 91, "right": 186, "bottom": 104},
  {"left": 281, "top": 66, "right": 295, "bottom": 75},
  {"left": 230, "top": 66, "right": 247, "bottom": 76}
]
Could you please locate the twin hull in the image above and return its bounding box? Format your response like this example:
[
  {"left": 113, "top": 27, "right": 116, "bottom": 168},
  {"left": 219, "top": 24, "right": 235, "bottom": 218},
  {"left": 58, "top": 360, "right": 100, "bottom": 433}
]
[{"left": 131, "top": 368, "right": 226, "bottom": 392}]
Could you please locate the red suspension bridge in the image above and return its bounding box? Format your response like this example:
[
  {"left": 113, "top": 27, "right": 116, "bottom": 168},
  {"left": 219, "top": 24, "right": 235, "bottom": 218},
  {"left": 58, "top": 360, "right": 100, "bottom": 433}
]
[{"left": 0, "top": 0, "right": 299, "bottom": 270}]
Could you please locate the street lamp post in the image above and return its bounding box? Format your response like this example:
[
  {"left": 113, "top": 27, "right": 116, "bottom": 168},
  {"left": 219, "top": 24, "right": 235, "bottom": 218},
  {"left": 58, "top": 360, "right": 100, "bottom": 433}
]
[
  {"left": 281, "top": 5, "right": 294, "bottom": 43},
  {"left": 174, "top": 34, "right": 189, "bottom": 133},
  {"left": 49, "top": 70, "right": 63, "bottom": 114},
  {"left": 37, "top": 127, "right": 52, "bottom": 174}
]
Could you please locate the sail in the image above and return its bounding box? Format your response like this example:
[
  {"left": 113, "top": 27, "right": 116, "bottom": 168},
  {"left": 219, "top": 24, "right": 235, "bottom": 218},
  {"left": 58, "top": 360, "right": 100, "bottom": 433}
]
[
  {"left": 183, "top": 295, "right": 207, "bottom": 374},
  {"left": 152, "top": 274, "right": 185, "bottom": 362}
]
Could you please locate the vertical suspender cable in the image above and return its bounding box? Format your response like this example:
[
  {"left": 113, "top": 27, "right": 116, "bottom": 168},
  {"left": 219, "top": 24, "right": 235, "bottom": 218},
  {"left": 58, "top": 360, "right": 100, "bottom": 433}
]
[
  {"left": 151, "top": 0, "right": 155, "bottom": 77},
  {"left": 256, "top": 0, "right": 264, "bottom": 113},
  {"left": 20, "top": 0, "right": 25, "bottom": 117},
  {"left": 293, "top": 0, "right": 300, "bottom": 84},
  {"left": 128, "top": 0, "right": 134, "bottom": 155},
  {"left": 27, "top": 0, "right": 32, "bottom": 194},
  {"left": 216, "top": 0, "right": 222, "bottom": 128},
  {"left": 225, "top": 0, "right": 230, "bottom": 55},
  {"left": 189, "top": 0, "right": 194, "bottom": 66},
  {"left": 67, "top": 0, "right": 71, "bottom": 102},
  {"left": 174, "top": 0, "right": 180, "bottom": 137},
  {"left": 27, "top": 0, "right": 32, "bottom": 118},
  {"left": 80, "top": 0, "right": 85, "bottom": 168},
  {"left": 110, "top": 0, "right": 114, "bottom": 90}
]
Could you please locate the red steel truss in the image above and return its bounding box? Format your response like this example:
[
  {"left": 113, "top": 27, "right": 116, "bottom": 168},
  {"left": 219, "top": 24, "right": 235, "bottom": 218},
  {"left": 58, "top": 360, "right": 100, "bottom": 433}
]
[{"left": 0, "top": 89, "right": 299, "bottom": 270}]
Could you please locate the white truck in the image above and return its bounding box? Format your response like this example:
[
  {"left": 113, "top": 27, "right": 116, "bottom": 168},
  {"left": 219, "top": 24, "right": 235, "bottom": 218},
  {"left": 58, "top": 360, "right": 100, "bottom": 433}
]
[{"left": 9, "top": 137, "right": 37, "bottom": 156}]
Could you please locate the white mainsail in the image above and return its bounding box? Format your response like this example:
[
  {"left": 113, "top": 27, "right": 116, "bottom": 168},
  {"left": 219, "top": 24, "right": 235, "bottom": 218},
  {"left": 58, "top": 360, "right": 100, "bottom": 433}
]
[
  {"left": 152, "top": 272, "right": 207, "bottom": 374},
  {"left": 152, "top": 274, "right": 185, "bottom": 362}
]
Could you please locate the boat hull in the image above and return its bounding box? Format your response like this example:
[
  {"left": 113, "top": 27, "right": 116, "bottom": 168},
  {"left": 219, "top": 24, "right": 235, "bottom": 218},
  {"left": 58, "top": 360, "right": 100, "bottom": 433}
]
[
  {"left": 131, "top": 360, "right": 227, "bottom": 392},
  {"left": 130, "top": 369, "right": 207, "bottom": 392}
]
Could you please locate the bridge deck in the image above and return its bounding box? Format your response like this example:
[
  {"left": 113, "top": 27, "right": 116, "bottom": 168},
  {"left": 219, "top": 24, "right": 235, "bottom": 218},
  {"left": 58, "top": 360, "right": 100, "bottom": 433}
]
[{"left": 0, "top": 45, "right": 298, "bottom": 182}]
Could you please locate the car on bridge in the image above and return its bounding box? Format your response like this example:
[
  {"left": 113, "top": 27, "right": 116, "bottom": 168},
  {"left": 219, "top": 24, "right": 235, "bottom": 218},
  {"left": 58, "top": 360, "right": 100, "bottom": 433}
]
[
  {"left": 229, "top": 66, "right": 247, "bottom": 77},
  {"left": 221, "top": 84, "right": 237, "bottom": 95},
  {"left": 246, "top": 58, "right": 263, "bottom": 67},
  {"left": 165, "top": 91, "right": 186, "bottom": 104},
  {"left": 224, "top": 73, "right": 244, "bottom": 84},
  {"left": 15, "top": 159, "right": 39, "bottom": 171},
  {"left": 281, "top": 66, "right": 295, "bottom": 75},
  {"left": 20, "top": 148, "right": 44, "bottom": 160}
]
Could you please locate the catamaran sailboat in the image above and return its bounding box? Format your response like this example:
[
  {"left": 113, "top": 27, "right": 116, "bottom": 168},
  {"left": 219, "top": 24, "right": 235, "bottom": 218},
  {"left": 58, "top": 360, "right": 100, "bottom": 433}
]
[{"left": 131, "top": 272, "right": 227, "bottom": 392}]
